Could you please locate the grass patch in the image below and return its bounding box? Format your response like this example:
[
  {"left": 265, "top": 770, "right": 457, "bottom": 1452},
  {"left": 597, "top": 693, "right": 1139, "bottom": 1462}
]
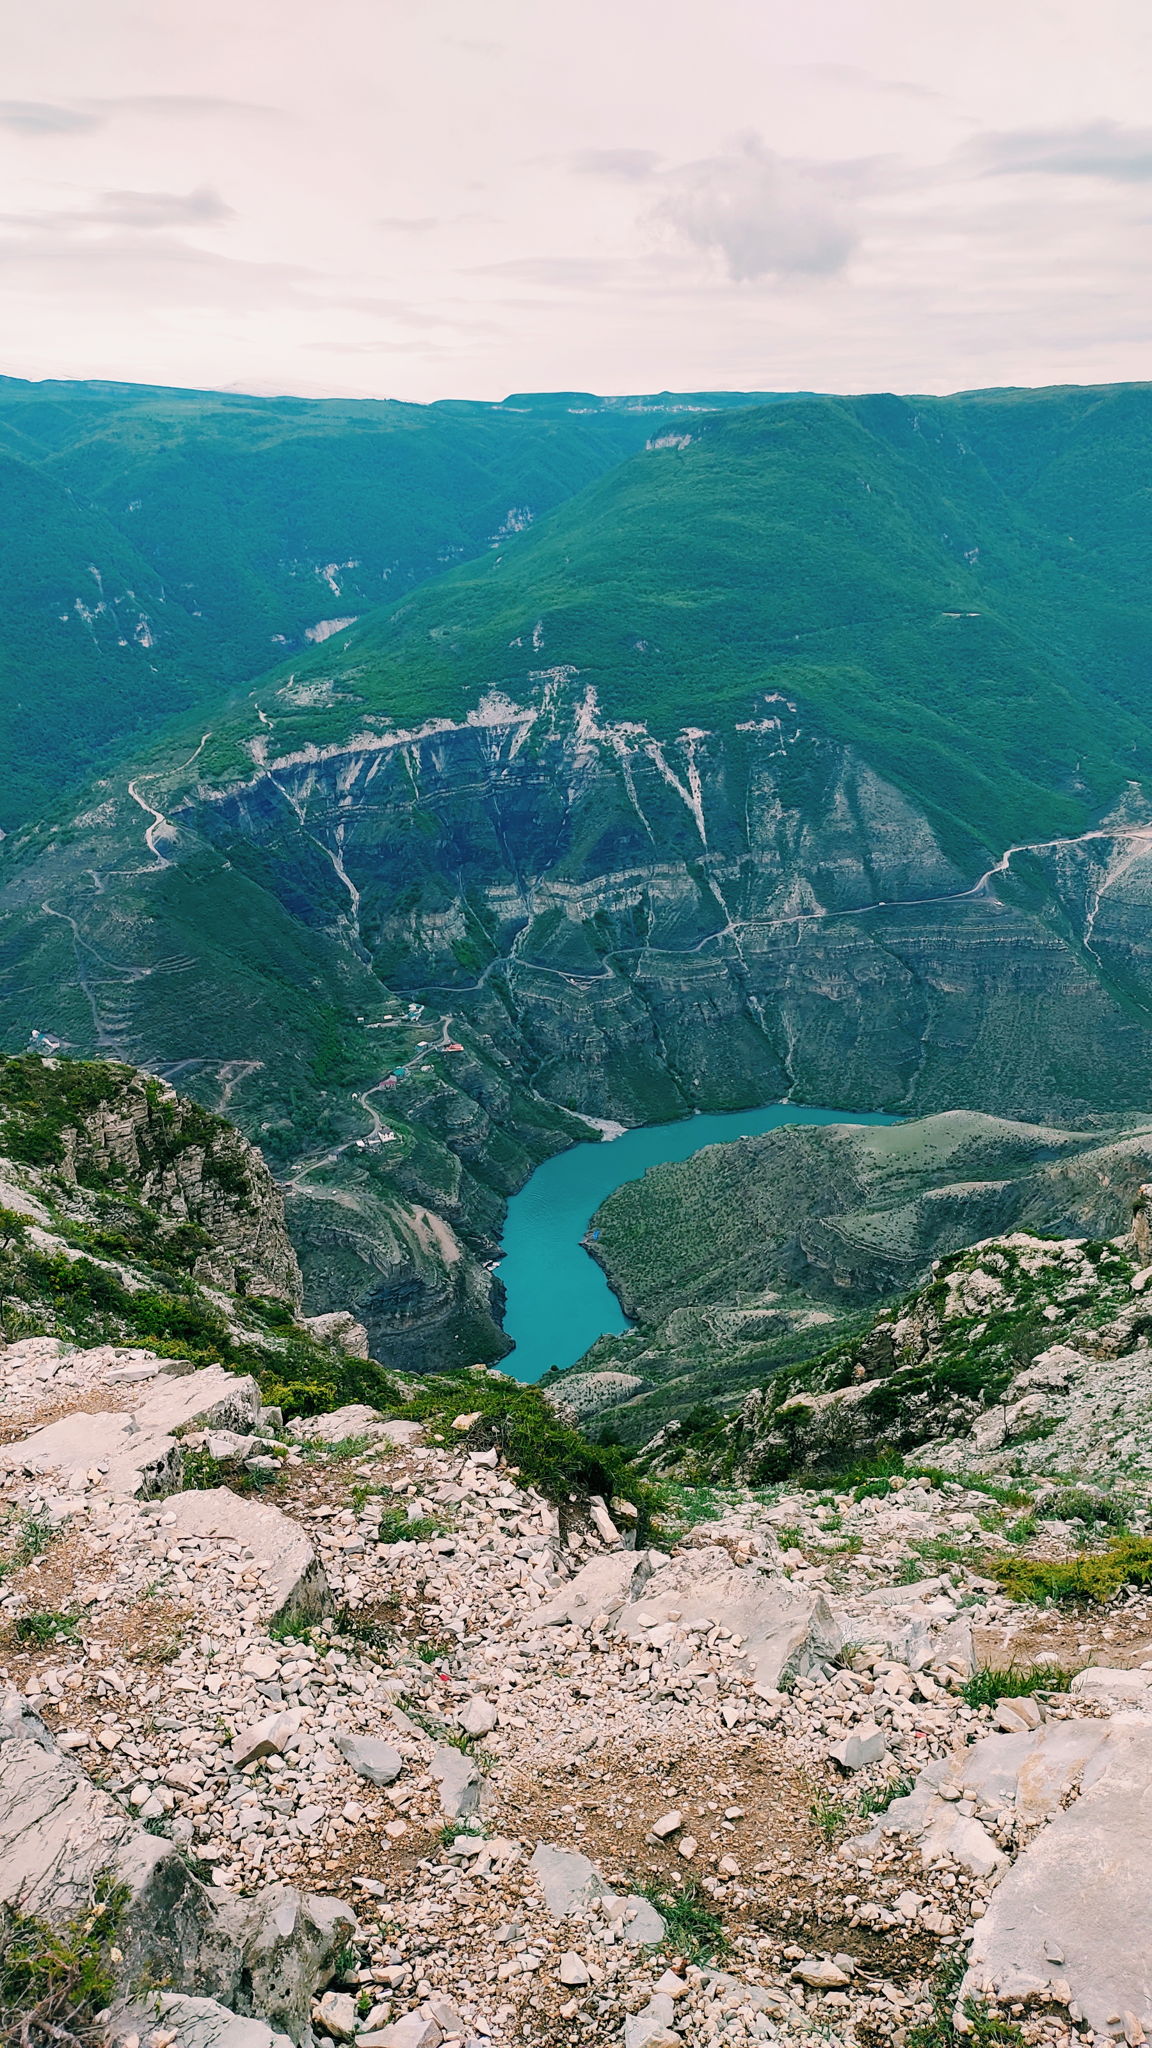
[
  {"left": 908, "top": 1951, "right": 1024, "bottom": 2048},
  {"left": 811, "top": 1772, "right": 915, "bottom": 1840},
  {"left": 1040, "top": 1487, "right": 1131, "bottom": 1530},
  {"left": 990, "top": 1535, "right": 1152, "bottom": 1605},
  {"left": 0, "top": 1875, "right": 127, "bottom": 2048},
  {"left": 638, "top": 1881, "right": 727, "bottom": 1963},
  {"left": 809, "top": 1791, "right": 850, "bottom": 1842},
  {"left": 12, "top": 1610, "right": 78, "bottom": 1646},
  {"left": 0, "top": 1512, "right": 55, "bottom": 1581},
  {"left": 856, "top": 1772, "right": 915, "bottom": 1818},
  {"left": 374, "top": 1505, "right": 443, "bottom": 1544},
  {"left": 962, "top": 1663, "right": 1076, "bottom": 1709}
]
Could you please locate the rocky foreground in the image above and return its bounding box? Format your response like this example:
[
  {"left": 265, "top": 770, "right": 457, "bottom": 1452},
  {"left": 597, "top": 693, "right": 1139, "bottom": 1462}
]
[{"left": 2, "top": 1316, "right": 1152, "bottom": 2048}]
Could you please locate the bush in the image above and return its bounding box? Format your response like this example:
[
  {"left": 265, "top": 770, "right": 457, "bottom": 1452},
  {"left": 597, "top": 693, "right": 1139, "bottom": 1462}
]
[
  {"left": 0, "top": 1876, "right": 127, "bottom": 2048},
  {"left": 392, "top": 1372, "right": 664, "bottom": 1538},
  {"left": 991, "top": 1536, "right": 1152, "bottom": 1605}
]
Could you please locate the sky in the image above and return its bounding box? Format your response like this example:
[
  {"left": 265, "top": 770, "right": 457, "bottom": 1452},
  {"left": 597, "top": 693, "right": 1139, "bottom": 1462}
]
[{"left": 5, "top": 0, "right": 1152, "bottom": 402}]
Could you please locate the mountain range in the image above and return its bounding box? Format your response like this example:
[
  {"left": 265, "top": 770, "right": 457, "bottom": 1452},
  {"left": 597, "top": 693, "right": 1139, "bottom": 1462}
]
[{"left": 4, "top": 375, "right": 1152, "bottom": 1396}]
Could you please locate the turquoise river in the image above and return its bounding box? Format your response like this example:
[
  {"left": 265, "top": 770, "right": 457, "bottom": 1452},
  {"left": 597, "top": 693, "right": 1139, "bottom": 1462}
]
[{"left": 496, "top": 1102, "right": 897, "bottom": 1382}]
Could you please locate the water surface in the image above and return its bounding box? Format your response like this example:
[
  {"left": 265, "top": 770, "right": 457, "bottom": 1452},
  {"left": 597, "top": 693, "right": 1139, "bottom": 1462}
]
[{"left": 497, "top": 1102, "right": 897, "bottom": 1382}]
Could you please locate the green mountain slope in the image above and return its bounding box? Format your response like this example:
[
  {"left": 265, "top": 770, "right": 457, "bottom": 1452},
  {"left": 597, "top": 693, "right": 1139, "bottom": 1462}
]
[
  {"left": 0, "top": 377, "right": 792, "bottom": 826},
  {"left": 229, "top": 383, "right": 1152, "bottom": 860},
  {"left": 0, "top": 452, "right": 215, "bottom": 822}
]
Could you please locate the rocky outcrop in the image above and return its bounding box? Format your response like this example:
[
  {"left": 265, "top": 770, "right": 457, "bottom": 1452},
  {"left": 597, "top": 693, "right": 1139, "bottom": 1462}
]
[
  {"left": 0, "top": 1056, "right": 301, "bottom": 1304},
  {"left": 710, "top": 1222, "right": 1152, "bottom": 1485},
  {"left": 0, "top": 1699, "right": 354, "bottom": 2040}
]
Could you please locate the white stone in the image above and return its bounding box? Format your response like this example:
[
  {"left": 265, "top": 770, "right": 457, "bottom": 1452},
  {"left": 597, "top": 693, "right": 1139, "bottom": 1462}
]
[
  {"left": 0, "top": 1367, "right": 262, "bottom": 1498},
  {"left": 429, "top": 1745, "right": 481, "bottom": 1819},
  {"left": 230, "top": 1710, "right": 301, "bottom": 1769},
  {"left": 334, "top": 1732, "right": 403, "bottom": 1786},
  {"left": 535, "top": 1548, "right": 656, "bottom": 1627},
  {"left": 458, "top": 1696, "right": 497, "bottom": 1737},
  {"left": 110, "top": 1994, "right": 292, "bottom": 2048},
  {"left": 160, "top": 1488, "right": 330, "bottom": 1625},
  {"left": 613, "top": 1546, "right": 841, "bottom": 1688},
  {"left": 559, "top": 1951, "right": 589, "bottom": 1986},
  {"left": 1071, "top": 1666, "right": 1152, "bottom": 1706},
  {"left": 314, "top": 1990, "right": 357, "bottom": 2041},
  {"left": 828, "top": 1720, "right": 887, "bottom": 1771}
]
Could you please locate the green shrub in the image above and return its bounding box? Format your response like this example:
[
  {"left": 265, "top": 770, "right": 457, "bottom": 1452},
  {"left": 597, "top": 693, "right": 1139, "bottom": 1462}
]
[
  {"left": 0, "top": 1874, "right": 127, "bottom": 2048},
  {"left": 392, "top": 1372, "right": 663, "bottom": 1537},
  {"left": 1042, "top": 1487, "right": 1130, "bottom": 1530},
  {"left": 12, "top": 1611, "right": 78, "bottom": 1646},
  {"left": 991, "top": 1536, "right": 1152, "bottom": 1604}
]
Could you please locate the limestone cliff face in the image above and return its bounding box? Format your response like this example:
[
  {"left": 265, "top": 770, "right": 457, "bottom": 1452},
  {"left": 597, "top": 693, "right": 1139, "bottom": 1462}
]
[
  {"left": 57, "top": 1069, "right": 302, "bottom": 1305},
  {"left": 0, "top": 1057, "right": 301, "bottom": 1309},
  {"left": 5, "top": 676, "right": 1152, "bottom": 1372}
]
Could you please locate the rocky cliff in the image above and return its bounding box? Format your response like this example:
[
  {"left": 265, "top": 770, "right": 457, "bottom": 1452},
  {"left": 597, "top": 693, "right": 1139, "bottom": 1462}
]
[
  {"left": 0, "top": 1054, "right": 391, "bottom": 1417},
  {"left": 668, "top": 1208, "right": 1152, "bottom": 1491},
  {"left": 6, "top": 676, "right": 1152, "bottom": 1377}
]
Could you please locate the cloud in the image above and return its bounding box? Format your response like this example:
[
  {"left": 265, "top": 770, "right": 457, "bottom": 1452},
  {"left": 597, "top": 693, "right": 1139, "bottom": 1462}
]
[
  {"left": 570, "top": 148, "right": 662, "bottom": 181},
  {"left": 378, "top": 216, "right": 441, "bottom": 232},
  {"left": 650, "top": 135, "right": 858, "bottom": 280},
  {"left": 967, "top": 120, "right": 1152, "bottom": 182},
  {"left": 0, "top": 231, "right": 304, "bottom": 311},
  {"left": 0, "top": 101, "right": 100, "bottom": 136},
  {"left": 95, "top": 186, "right": 234, "bottom": 229},
  {"left": 90, "top": 95, "right": 283, "bottom": 121}
]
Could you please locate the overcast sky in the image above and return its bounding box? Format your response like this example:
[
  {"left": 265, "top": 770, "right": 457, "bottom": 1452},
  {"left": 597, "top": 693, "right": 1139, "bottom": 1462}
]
[{"left": 6, "top": 0, "right": 1152, "bottom": 402}]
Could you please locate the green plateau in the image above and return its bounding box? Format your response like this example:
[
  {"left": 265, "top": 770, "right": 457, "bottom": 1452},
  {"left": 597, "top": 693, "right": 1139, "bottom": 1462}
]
[{"left": 0, "top": 375, "right": 791, "bottom": 825}]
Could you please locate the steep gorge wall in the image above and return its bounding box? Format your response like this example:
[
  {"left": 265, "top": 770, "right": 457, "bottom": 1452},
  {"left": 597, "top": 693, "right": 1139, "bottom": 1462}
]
[{"left": 5, "top": 680, "right": 1152, "bottom": 1372}]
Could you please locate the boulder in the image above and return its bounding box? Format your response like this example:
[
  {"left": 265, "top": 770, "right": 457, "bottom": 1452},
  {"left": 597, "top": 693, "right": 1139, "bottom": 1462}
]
[
  {"left": 361, "top": 2015, "right": 443, "bottom": 2048},
  {"left": 1071, "top": 1665, "right": 1152, "bottom": 1707},
  {"left": 335, "top": 1732, "right": 404, "bottom": 1785},
  {"left": 238, "top": 1888, "right": 358, "bottom": 2044},
  {"left": 288, "top": 1403, "right": 382, "bottom": 1442},
  {"left": 429, "top": 1744, "right": 481, "bottom": 1819},
  {"left": 614, "top": 1546, "right": 841, "bottom": 1687},
  {"left": 158, "top": 1487, "right": 330, "bottom": 1626},
  {"left": 961, "top": 1716, "right": 1152, "bottom": 2035},
  {"left": 0, "top": 1701, "right": 354, "bottom": 2040},
  {"left": 842, "top": 1719, "right": 1117, "bottom": 1876},
  {"left": 624, "top": 1999, "right": 680, "bottom": 2048},
  {"left": 375, "top": 1418, "right": 426, "bottom": 1447},
  {"left": 534, "top": 1548, "right": 656, "bottom": 1628},
  {"left": 110, "top": 1993, "right": 293, "bottom": 2048},
  {"left": 458, "top": 1696, "right": 497, "bottom": 1738},
  {"left": 0, "top": 1721, "right": 242, "bottom": 1999},
  {"left": 0, "top": 1366, "right": 262, "bottom": 1498},
  {"left": 230, "top": 1710, "right": 303, "bottom": 1769},
  {"left": 829, "top": 1721, "right": 887, "bottom": 1771}
]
